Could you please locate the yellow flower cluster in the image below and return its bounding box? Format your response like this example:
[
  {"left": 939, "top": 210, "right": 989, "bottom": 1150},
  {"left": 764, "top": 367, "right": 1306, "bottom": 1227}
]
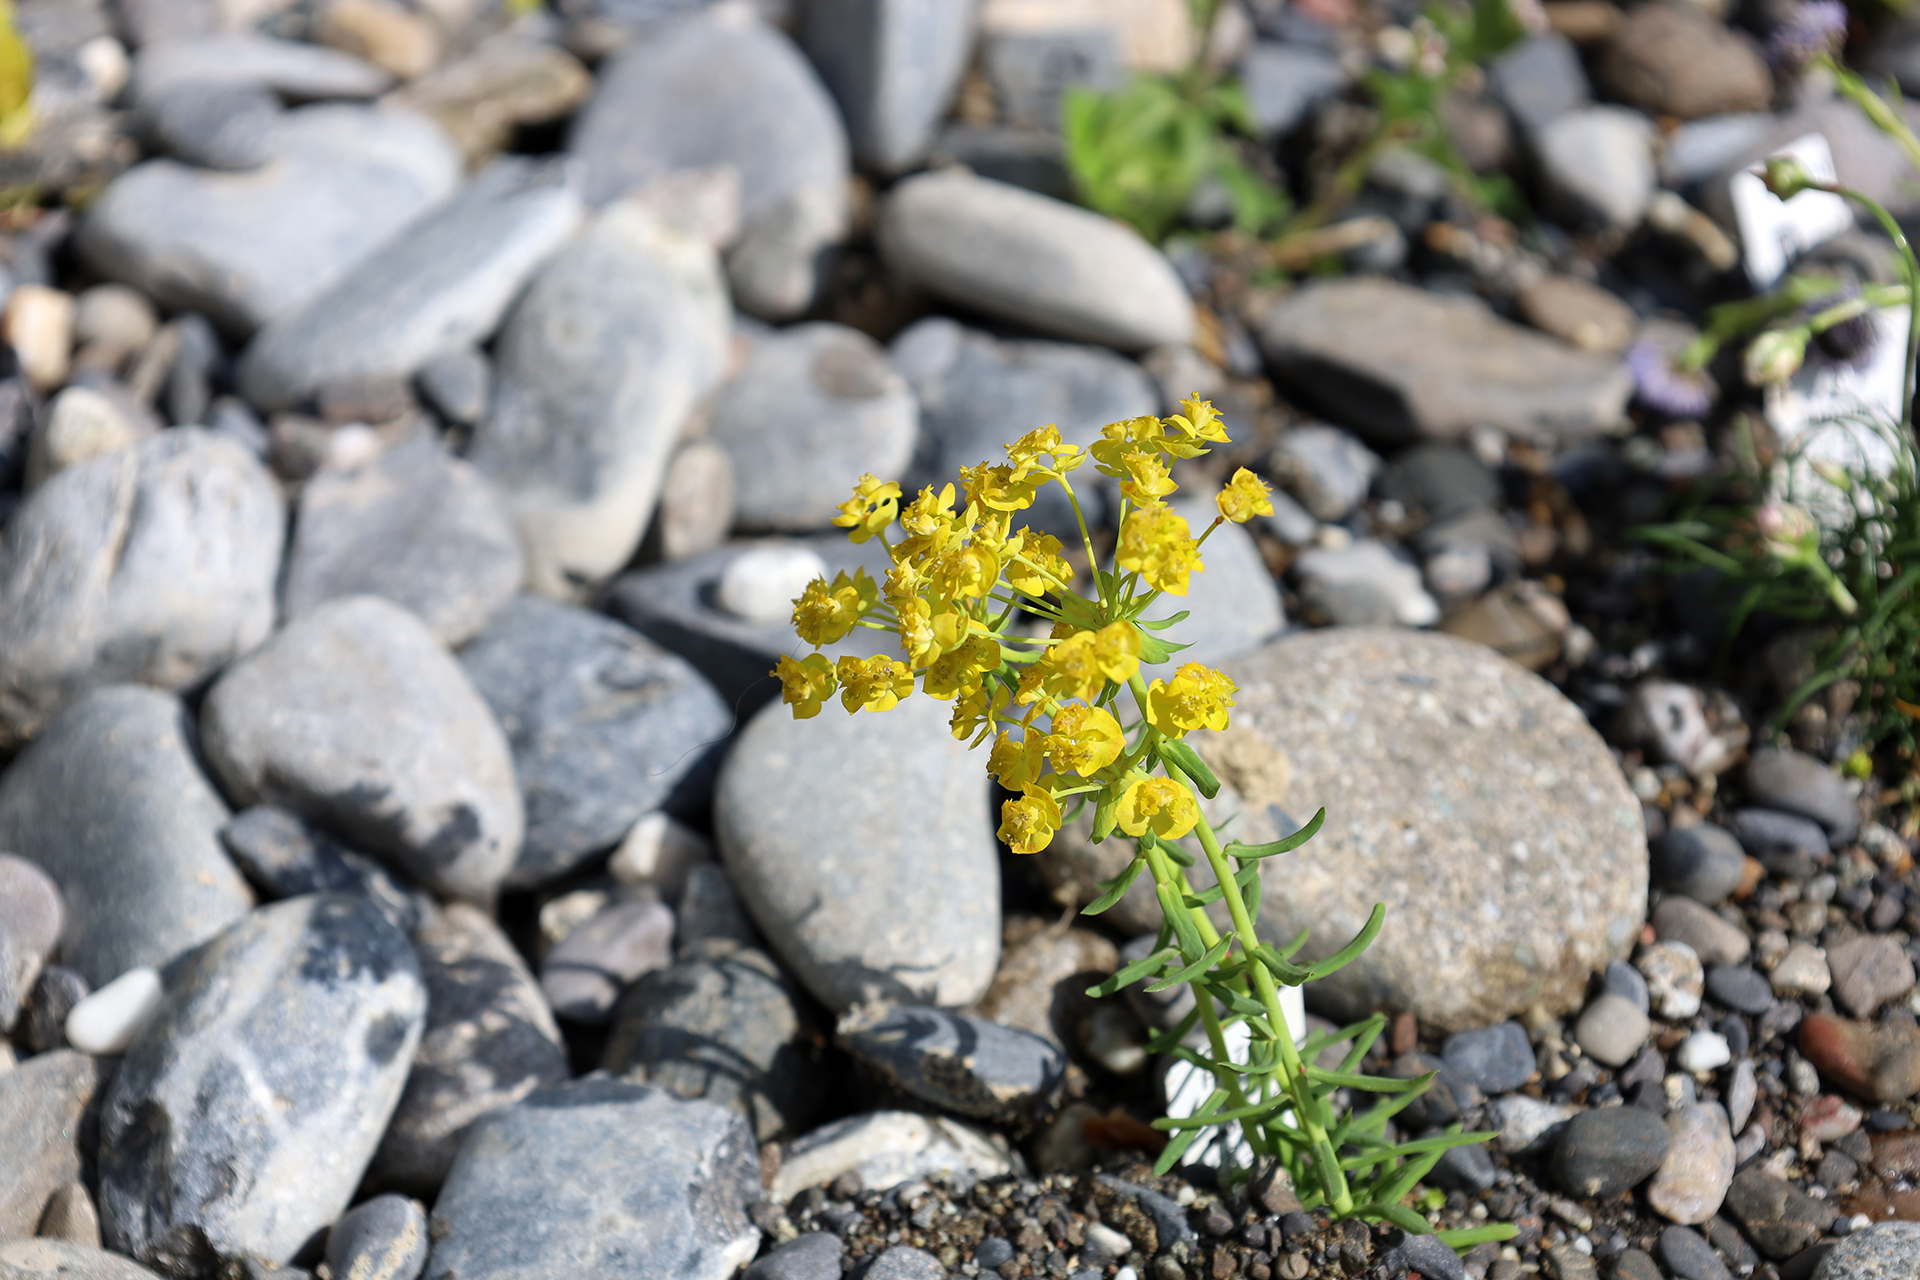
[{"left": 772, "top": 397, "right": 1273, "bottom": 856}]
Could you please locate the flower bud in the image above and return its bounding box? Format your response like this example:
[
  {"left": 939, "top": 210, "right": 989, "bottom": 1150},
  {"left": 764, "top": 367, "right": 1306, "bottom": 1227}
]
[
  {"left": 1744, "top": 328, "right": 1808, "bottom": 385},
  {"left": 1755, "top": 501, "right": 1817, "bottom": 556},
  {"left": 1759, "top": 155, "right": 1818, "bottom": 200}
]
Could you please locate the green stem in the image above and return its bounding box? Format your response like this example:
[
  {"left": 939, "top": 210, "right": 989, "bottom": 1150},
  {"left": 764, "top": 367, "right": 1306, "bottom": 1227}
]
[{"left": 1822, "top": 182, "right": 1920, "bottom": 438}]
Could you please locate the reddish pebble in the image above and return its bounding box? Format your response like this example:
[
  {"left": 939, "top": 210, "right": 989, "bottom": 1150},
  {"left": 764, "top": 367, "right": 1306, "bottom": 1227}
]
[
  {"left": 1798, "top": 1014, "right": 1920, "bottom": 1103},
  {"left": 1390, "top": 1011, "right": 1418, "bottom": 1056},
  {"left": 1799, "top": 1094, "right": 1863, "bottom": 1143}
]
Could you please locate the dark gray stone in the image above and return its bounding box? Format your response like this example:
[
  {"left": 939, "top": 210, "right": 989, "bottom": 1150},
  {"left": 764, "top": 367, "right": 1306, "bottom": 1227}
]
[
  {"left": 1375, "top": 441, "right": 1501, "bottom": 523},
  {"left": 323, "top": 1195, "right": 427, "bottom": 1280},
  {"left": 0, "top": 1051, "right": 101, "bottom": 1240},
  {"left": 1652, "top": 897, "right": 1749, "bottom": 966},
  {"left": 219, "top": 807, "right": 423, "bottom": 936},
  {"left": 1729, "top": 807, "right": 1829, "bottom": 876},
  {"left": 468, "top": 202, "right": 730, "bottom": 598},
  {"left": 76, "top": 104, "right": 456, "bottom": 335},
  {"left": 676, "top": 863, "right": 760, "bottom": 953},
  {"left": 1382, "top": 1232, "right": 1469, "bottom": 1280},
  {"left": 0, "top": 853, "right": 62, "bottom": 1029},
  {"left": 568, "top": 4, "right": 848, "bottom": 319},
  {"left": 1440, "top": 1021, "right": 1535, "bottom": 1094},
  {"left": 98, "top": 895, "right": 426, "bottom": 1268},
  {"left": 1269, "top": 424, "right": 1379, "bottom": 522},
  {"left": 1426, "top": 1133, "right": 1497, "bottom": 1193},
  {"left": 924, "top": 125, "right": 1070, "bottom": 199},
  {"left": 135, "top": 81, "right": 278, "bottom": 171},
  {"left": 717, "top": 693, "right": 1000, "bottom": 1012},
  {"left": 22, "top": 966, "right": 89, "bottom": 1054},
  {"left": 604, "top": 941, "right": 824, "bottom": 1141},
  {"left": 1704, "top": 966, "right": 1774, "bottom": 1016},
  {"left": 415, "top": 347, "right": 491, "bottom": 427},
  {"left": 238, "top": 157, "right": 583, "bottom": 414},
  {"left": 745, "top": 1233, "right": 843, "bottom": 1280},
  {"left": 1256, "top": 277, "right": 1633, "bottom": 446},
  {"left": 128, "top": 34, "right": 393, "bottom": 103},
  {"left": 1240, "top": 42, "right": 1347, "bottom": 138},
  {"left": 1724, "top": 1166, "right": 1831, "bottom": 1259},
  {"left": 199, "top": 595, "right": 524, "bottom": 901},
  {"left": 541, "top": 894, "right": 676, "bottom": 1024},
  {"left": 421, "top": 1077, "right": 762, "bottom": 1280},
  {"left": 1488, "top": 33, "right": 1590, "bottom": 134},
  {"left": 878, "top": 172, "right": 1193, "bottom": 351},
  {"left": 801, "top": 0, "right": 976, "bottom": 173},
  {"left": 458, "top": 595, "right": 731, "bottom": 886},
  {"left": 1745, "top": 748, "right": 1860, "bottom": 842},
  {"left": 370, "top": 904, "right": 568, "bottom": 1196},
  {"left": 0, "top": 687, "right": 253, "bottom": 986},
  {"left": 0, "top": 430, "right": 284, "bottom": 749},
  {"left": 1602, "top": 957, "right": 1651, "bottom": 1013},
  {"left": 1550, "top": 1106, "right": 1672, "bottom": 1198},
  {"left": 709, "top": 322, "right": 917, "bottom": 532},
  {"left": 281, "top": 433, "right": 525, "bottom": 648},
  {"left": 1651, "top": 824, "right": 1750, "bottom": 906},
  {"left": 838, "top": 1004, "right": 1065, "bottom": 1122},
  {"left": 1658, "top": 1226, "right": 1731, "bottom": 1280}
]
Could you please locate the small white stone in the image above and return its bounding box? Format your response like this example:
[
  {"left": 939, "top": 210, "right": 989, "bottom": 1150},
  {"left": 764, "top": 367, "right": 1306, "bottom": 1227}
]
[
  {"left": 1085, "top": 1224, "right": 1132, "bottom": 1261},
  {"left": 1676, "top": 1030, "right": 1732, "bottom": 1074},
  {"left": 1115, "top": 1268, "right": 1139, "bottom": 1280},
  {"left": 607, "top": 811, "right": 714, "bottom": 900},
  {"left": 65, "top": 966, "right": 165, "bottom": 1055},
  {"left": 717, "top": 544, "right": 830, "bottom": 624}
]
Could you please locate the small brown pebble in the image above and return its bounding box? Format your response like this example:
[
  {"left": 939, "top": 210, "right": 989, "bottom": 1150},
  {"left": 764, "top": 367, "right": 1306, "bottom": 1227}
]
[
  {"left": 1275, "top": 1254, "right": 1309, "bottom": 1280},
  {"left": 1391, "top": 1010, "right": 1418, "bottom": 1056}
]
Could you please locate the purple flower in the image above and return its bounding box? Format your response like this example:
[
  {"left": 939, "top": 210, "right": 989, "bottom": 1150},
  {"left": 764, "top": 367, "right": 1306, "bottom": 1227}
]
[
  {"left": 1768, "top": 0, "right": 1849, "bottom": 67},
  {"left": 1627, "top": 339, "right": 1718, "bottom": 418}
]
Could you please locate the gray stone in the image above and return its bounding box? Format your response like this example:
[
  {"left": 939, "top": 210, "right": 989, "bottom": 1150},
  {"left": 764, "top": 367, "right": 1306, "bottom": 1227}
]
[
  {"left": 1165, "top": 493, "right": 1287, "bottom": 668},
  {"left": 1536, "top": 106, "right": 1655, "bottom": 233},
  {"left": 709, "top": 322, "right": 918, "bottom": 532},
  {"left": 838, "top": 1004, "right": 1065, "bottom": 1122},
  {"left": 21, "top": 967, "right": 89, "bottom": 1055},
  {"left": 1256, "top": 277, "right": 1633, "bottom": 446},
  {"left": 1652, "top": 897, "right": 1749, "bottom": 967},
  {"left": 458, "top": 595, "right": 730, "bottom": 885},
  {"left": 1440, "top": 1022, "right": 1535, "bottom": 1094},
  {"left": 0, "top": 855, "right": 62, "bottom": 1030},
  {"left": 1489, "top": 33, "right": 1590, "bottom": 134},
  {"left": 879, "top": 171, "right": 1194, "bottom": 351},
  {"left": 1729, "top": 807, "right": 1829, "bottom": 876},
  {"left": 1603, "top": 957, "right": 1651, "bottom": 1012},
  {"left": 1268, "top": 425, "right": 1379, "bottom": 522},
  {"left": 1651, "top": 824, "right": 1750, "bottom": 907},
  {"left": 25, "top": 386, "right": 160, "bottom": 491},
  {"left": 924, "top": 125, "right": 1070, "bottom": 199},
  {"left": 1240, "top": 42, "right": 1347, "bottom": 138},
  {"left": 0, "top": 1241, "right": 163, "bottom": 1280},
  {"left": 199, "top": 595, "right": 524, "bottom": 901},
  {"left": 1814, "top": 1221, "right": 1920, "bottom": 1278},
  {"left": 801, "top": 0, "right": 977, "bottom": 173},
  {"left": 605, "top": 940, "right": 825, "bottom": 1141},
  {"left": 1426, "top": 1134, "right": 1498, "bottom": 1194},
  {"left": 676, "top": 863, "right": 760, "bottom": 953},
  {"left": 1550, "top": 1106, "right": 1671, "bottom": 1198},
  {"left": 0, "top": 430, "right": 284, "bottom": 750},
  {"left": 717, "top": 692, "right": 999, "bottom": 1012},
  {"left": 569, "top": 4, "right": 849, "bottom": 319},
  {"left": 384, "top": 32, "right": 593, "bottom": 170},
  {"left": 415, "top": 347, "right": 490, "bottom": 427},
  {"left": 862, "top": 1247, "right": 943, "bottom": 1280},
  {"left": 1597, "top": 4, "right": 1772, "bottom": 121},
  {"left": 1201, "top": 627, "right": 1647, "bottom": 1032},
  {"left": 0, "top": 1051, "right": 100, "bottom": 1240},
  {"left": 1489, "top": 1093, "right": 1577, "bottom": 1155},
  {"left": 1292, "top": 539, "right": 1439, "bottom": 628},
  {"left": 98, "top": 896, "right": 426, "bottom": 1268},
  {"left": 238, "top": 157, "right": 581, "bottom": 413},
  {"left": 1745, "top": 748, "right": 1859, "bottom": 843},
  {"left": 1657, "top": 1227, "right": 1731, "bottom": 1280},
  {"left": 1646, "top": 1103, "right": 1735, "bottom": 1225},
  {"left": 745, "top": 1233, "right": 843, "bottom": 1280},
  {"left": 469, "top": 202, "right": 731, "bottom": 598},
  {"left": 76, "top": 104, "right": 457, "bottom": 335},
  {"left": 422, "top": 1078, "right": 762, "bottom": 1280},
  {"left": 1826, "top": 935, "right": 1916, "bottom": 1020},
  {"left": 541, "top": 895, "right": 676, "bottom": 1024},
  {"left": 220, "top": 807, "right": 423, "bottom": 936},
  {"left": 1376, "top": 441, "right": 1501, "bottom": 522},
  {"left": 370, "top": 904, "right": 568, "bottom": 1196},
  {"left": 129, "top": 34, "right": 394, "bottom": 104},
  {"left": 890, "top": 316, "right": 1157, "bottom": 538},
  {"left": 1724, "top": 1166, "right": 1831, "bottom": 1259},
  {"left": 324, "top": 1195, "right": 426, "bottom": 1280},
  {"left": 135, "top": 82, "right": 279, "bottom": 171},
  {"left": 980, "top": 25, "right": 1120, "bottom": 132},
  {"left": 282, "top": 433, "right": 522, "bottom": 646},
  {"left": 769, "top": 1110, "right": 1015, "bottom": 1201},
  {"left": 35, "top": 1182, "right": 101, "bottom": 1248},
  {"left": 1704, "top": 966, "right": 1774, "bottom": 1016},
  {"left": 0, "top": 687, "right": 252, "bottom": 986},
  {"left": 1573, "top": 993, "right": 1650, "bottom": 1067}
]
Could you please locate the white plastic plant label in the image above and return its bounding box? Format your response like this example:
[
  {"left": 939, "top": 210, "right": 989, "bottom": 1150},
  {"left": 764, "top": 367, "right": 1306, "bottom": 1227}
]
[
  {"left": 1162, "top": 982, "right": 1307, "bottom": 1169},
  {"left": 1731, "top": 133, "right": 1853, "bottom": 289},
  {"left": 1765, "top": 305, "right": 1910, "bottom": 514}
]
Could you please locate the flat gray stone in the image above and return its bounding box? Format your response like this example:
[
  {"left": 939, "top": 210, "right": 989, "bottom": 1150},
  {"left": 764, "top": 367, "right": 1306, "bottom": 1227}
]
[
  {"left": 134, "top": 81, "right": 279, "bottom": 171},
  {"left": 1489, "top": 32, "right": 1590, "bottom": 134},
  {"left": 0, "top": 1051, "right": 101, "bottom": 1240},
  {"left": 837, "top": 1004, "right": 1065, "bottom": 1122},
  {"left": 604, "top": 940, "right": 826, "bottom": 1141},
  {"left": 1651, "top": 823, "right": 1749, "bottom": 906},
  {"left": 281, "top": 433, "right": 524, "bottom": 647},
  {"left": 98, "top": 895, "right": 426, "bottom": 1269},
  {"left": 1256, "top": 277, "right": 1633, "bottom": 446},
  {"left": 1745, "top": 747, "right": 1860, "bottom": 843},
  {"left": 708, "top": 322, "right": 917, "bottom": 532},
  {"left": 879, "top": 170, "right": 1194, "bottom": 351},
  {"left": 238, "top": 157, "right": 583, "bottom": 413},
  {"left": 0, "top": 429, "right": 283, "bottom": 750},
  {"left": 1240, "top": 42, "right": 1347, "bottom": 138},
  {"left": 1535, "top": 106, "right": 1655, "bottom": 233},
  {"left": 745, "top": 1234, "right": 843, "bottom": 1280},
  {"left": 76, "top": 104, "right": 457, "bottom": 335},
  {"left": 220, "top": 807, "right": 424, "bottom": 937},
  {"left": 801, "top": 0, "right": 977, "bottom": 173},
  {"left": 540, "top": 894, "right": 676, "bottom": 1024},
  {"left": 469, "top": 202, "right": 730, "bottom": 599},
  {"left": 0, "top": 687, "right": 253, "bottom": 986},
  {"left": 422, "top": 1078, "right": 761, "bottom": 1280},
  {"left": 1202, "top": 627, "right": 1647, "bottom": 1032},
  {"left": 129, "top": 34, "right": 393, "bottom": 104},
  {"left": 370, "top": 904, "right": 567, "bottom": 1197},
  {"left": 199, "top": 595, "right": 524, "bottom": 901},
  {"left": 1551, "top": 1106, "right": 1671, "bottom": 1199},
  {"left": 717, "top": 692, "right": 1000, "bottom": 1012},
  {"left": 1826, "top": 935, "right": 1916, "bottom": 1020},
  {"left": 323, "top": 1195, "right": 427, "bottom": 1280},
  {"left": 0, "top": 1240, "right": 163, "bottom": 1280},
  {"left": 459, "top": 595, "right": 730, "bottom": 886}
]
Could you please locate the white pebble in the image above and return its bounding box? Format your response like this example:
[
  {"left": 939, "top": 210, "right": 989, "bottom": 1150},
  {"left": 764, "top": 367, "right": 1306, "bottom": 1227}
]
[
  {"left": 1676, "top": 1029, "right": 1732, "bottom": 1074},
  {"left": 717, "top": 544, "right": 830, "bottom": 625},
  {"left": 65, "top": 966, "right": 165, "bottom": 1055},
  {"left": 1115, "top": 1269, "right": 1138, "bottom": 1280},
  {"left": 607, "top": 811, "right": 713, "bottom": 899}
]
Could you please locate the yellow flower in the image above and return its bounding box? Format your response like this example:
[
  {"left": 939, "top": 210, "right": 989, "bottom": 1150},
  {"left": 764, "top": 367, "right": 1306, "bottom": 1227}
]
[
  {"left": 836, "top": 654, "right": 913, "bottom": 713},
  {"left": 960, "top": 462, "right": 1039, "bottom": 513},
  {"left": 1005, "top": 531, "right": 1070, "bottom": 597},
  {"left": 951, "top": 681, "right": 1011, "bottom": 743},
  {"left": 1161, "top": 395, "right": 1230, "bottom": 458},
  {"left": 1217, "top": 468, "right": 1273, "bottom": 524},
  {"left": 1045, "top": 631, "right": 1105, "bottom": 702},
  {"left": 924, "top": 635, "right": 1002, "bottom": 700},
  {"left": 772, "top": 653, "right": 836, "bottom": 719},
  {"left": 1006, "top": 424, "right": 1085, "bottom": 480},
  {"left": 792, "top": 570, "right": 877, "bottom": 647},
  {"left": 1092, "top": 620, "right": 1141, "bottom": 684},
  {"left": 988, "top": 731, "right": 1047, "bottom": 789},
  {"left": 925, "top": 540, "right": 999, "bottom": 603},
  {"left": 1115, "top": 503, "right": 1203, "bottom": 596},
  {"left": 900, "top": 483, "right": 958, "bottom": 538},
  {"left": 1114, "top": 775, "right": 1200, "bottom": 839},
  {"left": 896, "top": 596, "right": 940, "bottom": 668},
  {"left": 833, "top": 474, "right": 902, "bottom": 543},
  {"left": 1044, "top": 702, "right": 1126, "bottom": 776},
  {"left": 1091, "top": 415, "right": 1167, "bottom": 477},
  {"left": 1146, "top": 662, "right": 1237, "bottom": 735},
  {"left": 999, "top": 784, "right": 1063, "bottom": 854},
  {"left": 1117, "top": 449, "right": 1178, "bottom": 504}
]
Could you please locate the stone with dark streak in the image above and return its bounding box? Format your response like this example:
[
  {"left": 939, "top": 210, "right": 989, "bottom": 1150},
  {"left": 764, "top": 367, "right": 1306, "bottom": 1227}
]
[{"left": 837, "top": 1004, "right": 1065, "bottom": 1122}]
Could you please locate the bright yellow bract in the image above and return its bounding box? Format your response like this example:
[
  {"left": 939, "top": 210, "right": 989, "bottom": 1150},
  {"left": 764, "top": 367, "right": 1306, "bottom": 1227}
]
[{"left": 1115, "top": 775, "right": 1201, "bottom": 839}]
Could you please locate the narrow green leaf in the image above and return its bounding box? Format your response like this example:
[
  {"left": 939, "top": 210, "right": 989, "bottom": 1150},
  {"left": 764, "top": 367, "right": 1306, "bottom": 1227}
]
[
  {"left": 1374, "top": 1203, "right": 1432, "bottom": 1235},
  {"left": 1144, "top": 1005, "right": 1202, "bottom": 1054},
  {"left": 1135, "top": 611, "right": 1190, "bottom": 631},
  {"left": 1304, "top": 1066, "right": 1435, "bottom": 1094},
  {"left": 1160, "top": 740, "right": 1221, "bottom": 798},
  {"left": 1090, "top": 787, "right": 1121, "bottom": 843},
  {"left": 1304, "top": 904, "right": 1387, "bottom": 981},
  {"left": 1158, "top": 882, "right": 1206, "bottom": 958},
  {"left": 1152, "top": 1088, "right": 1225, "bottom": 1175},
  {"left": 1146, "top": 933, "right": 1235, "bottom": 991},
  {"left": 1182, "top": 863, "right": 1259, "bottom": 908},
  {"left": 1435, "top": 1223, "right": 1519, "bottom": 1248},
  {"left": 1161, "top": 840, "right": 1196, "bottom": 868},
  {"left": 1082, "top": 856, "right": 1147, "bottom": 916},
  {"left": 1085, "top": 946, "right": 1175, "bottom": 998},
  {"left": 1152, "top": 1093, "right": 1295, "bottom": 1130},
  {"left": 1224, "top": 808, "right": 1327, "bottom": 859},
  {"left": 1250, "top": 944, "right": 1312, "bottom": 985}
]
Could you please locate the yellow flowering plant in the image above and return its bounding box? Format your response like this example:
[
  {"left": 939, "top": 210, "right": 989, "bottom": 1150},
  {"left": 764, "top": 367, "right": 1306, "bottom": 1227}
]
[{"left": 773, "top": 398, "right": 1507, "bottom": 1247}]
